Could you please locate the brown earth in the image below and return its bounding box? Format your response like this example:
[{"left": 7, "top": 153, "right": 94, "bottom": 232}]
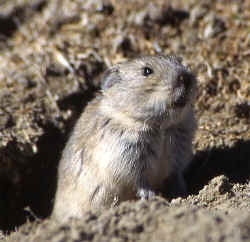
[{"left": 0, "top": 0, "right": 249, "bottom": 241}]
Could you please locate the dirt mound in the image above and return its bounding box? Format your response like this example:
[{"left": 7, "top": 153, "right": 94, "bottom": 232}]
[{"left": 5, "top": 196, "right": 250, "bottom": 242}]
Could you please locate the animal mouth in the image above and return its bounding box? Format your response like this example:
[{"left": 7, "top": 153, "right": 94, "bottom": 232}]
[{"left": 173, "top": 93, "right": 188, "bottom": 108}]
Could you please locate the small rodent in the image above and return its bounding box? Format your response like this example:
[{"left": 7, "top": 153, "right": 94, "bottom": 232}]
[{"left": 52, "top": 55, "right": 197, "bottom": 222}]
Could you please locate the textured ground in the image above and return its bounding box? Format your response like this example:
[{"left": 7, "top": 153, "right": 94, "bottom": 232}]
[{"left": 0, "top": 0, "right": 249, "bottom": 241}]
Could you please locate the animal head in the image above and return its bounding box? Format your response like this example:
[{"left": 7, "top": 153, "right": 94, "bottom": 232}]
[{"left": 101, "top": 55, "right": 197, "bottom": 127}]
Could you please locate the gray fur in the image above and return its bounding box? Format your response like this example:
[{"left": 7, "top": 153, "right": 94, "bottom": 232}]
[{"left": 52, "top": 55, "right": 197, "bottom": 222}]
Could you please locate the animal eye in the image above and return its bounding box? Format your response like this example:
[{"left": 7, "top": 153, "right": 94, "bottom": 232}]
[{"left": 142, "top": 67, "right": 153, "bottom": 76}]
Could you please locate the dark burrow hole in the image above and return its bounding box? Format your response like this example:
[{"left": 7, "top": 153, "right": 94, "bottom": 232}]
[
  {"left": 0, "top": 85, "right": 98, "bottom": 233},
  {"left": 0, "top": 123, "right": 64, "bottom": 232}
]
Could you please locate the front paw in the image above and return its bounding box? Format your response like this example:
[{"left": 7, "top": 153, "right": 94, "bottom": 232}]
[{"left": 137, "top": 188, "right": 156, "bottom": 200}]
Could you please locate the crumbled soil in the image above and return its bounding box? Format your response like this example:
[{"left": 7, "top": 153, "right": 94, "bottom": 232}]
[{"left": 0, "top": 0, "right": 249, "bottom": 241}]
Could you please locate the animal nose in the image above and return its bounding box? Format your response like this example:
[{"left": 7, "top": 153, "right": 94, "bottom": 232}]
[{"left": 177, "top": 72, "right": 192, "bottom": 90}]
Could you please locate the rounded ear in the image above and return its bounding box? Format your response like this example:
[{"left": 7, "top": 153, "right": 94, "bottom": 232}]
[{"left": 101, "top": 66, "right": 121, "bottom": 90}]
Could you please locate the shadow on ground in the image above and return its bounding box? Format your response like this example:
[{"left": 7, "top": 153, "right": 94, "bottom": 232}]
[{"left": 186, "top": 139, "right": 250, "bottom": 194}]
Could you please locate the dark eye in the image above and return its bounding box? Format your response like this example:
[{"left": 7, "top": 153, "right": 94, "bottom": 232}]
[{"left": 142, "top": 67, "right": 153, "bottom": 76}]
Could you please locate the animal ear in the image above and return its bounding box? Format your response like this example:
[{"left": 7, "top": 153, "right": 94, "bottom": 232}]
[{"left": 101, "top": 66, "right": 121, "bottom": 90}]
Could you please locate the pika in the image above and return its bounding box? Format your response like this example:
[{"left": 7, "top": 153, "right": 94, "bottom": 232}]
[{"left": 52, "top": 55, "right": 197, "bottom": 222}]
